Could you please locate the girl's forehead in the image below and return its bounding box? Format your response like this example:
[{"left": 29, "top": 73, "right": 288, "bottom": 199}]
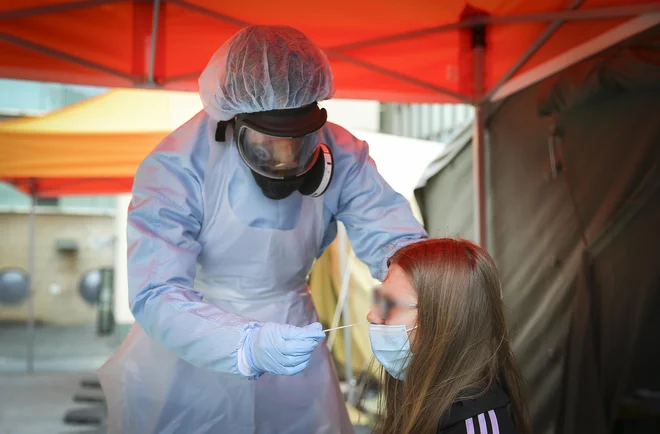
[
  {"left": 384, "top": 263, "right": 406, "bottom": 283},
  {"left": 383, "top": 264, "right": 416, "bottom": 296}
]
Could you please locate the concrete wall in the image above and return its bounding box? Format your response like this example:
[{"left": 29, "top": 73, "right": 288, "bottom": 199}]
[
  {"left": 0, "top": 211, "right": 115, "bottom": 325},
  {"left": 380, "top": 103, "right": 474, "bottom": 142}
]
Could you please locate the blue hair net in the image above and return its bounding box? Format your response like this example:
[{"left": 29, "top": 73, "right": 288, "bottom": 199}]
[{"left": 199, "top": 25, "right": 335, "bottom": 121}]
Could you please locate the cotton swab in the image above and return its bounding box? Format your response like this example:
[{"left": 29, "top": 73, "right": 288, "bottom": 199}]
[{"left": 323, "top": 321, "right": 369, "bottom": 333}]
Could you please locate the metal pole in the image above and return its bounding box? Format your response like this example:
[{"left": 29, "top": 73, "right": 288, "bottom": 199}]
[
  {"left": 0, "top": 0, "right": 124, "bottom": 20},
  {"left": 26, "top": 182, "right": 36, "bottom": 373},
  {"left": 324, "top": 3, "right": 660, "bottom": 54},
  {"left": 473, "top": 106, "right": 487, "bottom": 248},
  {"left": 146, "top": 0, "right": 161, "bottom": 85},
  {"left": 484, "top": 0, "right": 585, "bottom": 103},
  {"left": 0, "top": 32, "right": 137, "bottom": 81},
  {"left": 337, "top": 223, "right": 355, "bottom": 403},
  {"left": 326, "top": 246, "right": 353, "bottom": 351},
  {"left": 472, "top": 25, "right": 488, "bottom": 249}
]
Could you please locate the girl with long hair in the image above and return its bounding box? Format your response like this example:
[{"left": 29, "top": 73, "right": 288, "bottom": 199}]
[{"left": 368, "top": 238, "right": 532, "bottom": 434}]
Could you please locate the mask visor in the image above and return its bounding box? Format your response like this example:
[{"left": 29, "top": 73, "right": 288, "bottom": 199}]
[{"left": 237, "top": 127, "right": 320, "bottom": 179}]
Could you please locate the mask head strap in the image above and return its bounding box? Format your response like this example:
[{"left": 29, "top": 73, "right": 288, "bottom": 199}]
[
  {"left": 235, "top": 103, "right": 327, "bottom": 138},
  {"left": 215, "top": 120, "right": 234, "bottom": 142}
]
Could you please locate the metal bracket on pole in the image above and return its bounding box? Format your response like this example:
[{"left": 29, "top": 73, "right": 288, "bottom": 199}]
[{"left": 547, "top": 123, "right": 564, "bottom": 181}]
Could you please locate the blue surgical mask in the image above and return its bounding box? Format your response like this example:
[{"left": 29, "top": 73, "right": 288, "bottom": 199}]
[{"left": 369, "top": 324, "right": 416, "bottom": 380}]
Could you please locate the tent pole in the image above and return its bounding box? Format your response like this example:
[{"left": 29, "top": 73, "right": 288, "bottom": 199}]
[
  {"left": 325, "top": 3, "right": 660, "bottom": 54},
  {"left": 491, "top": 13, "right": 660, "bottom": 102},
  {"left": 473, "top": 105, "right": 487, "bottom": 249},
  {"left": 167, "top": 0, "right": 249, "bottom": 27},
  {"left": 483, "top": 0, "right": 585, "bottom": 102},
  {"left": 26, "top": 180, "right": 37, "bottom": 374},
  {"left": 338, "top": 223, "right": 355, "bottom": 403},
  {"left": 324, "top": 51, "right": 471, "bottom": 103},
  {"left": 147, "top": 0, "right": 161, "bottom": 86},
  {"left": 0, "top": 0, "right": 124, "bottom": 20},
  {"left": 472, "top": 25, "right": 487, "bottom": 249},
  {"left": 0, "top": 32, "right": 137, "bottom": 81}
]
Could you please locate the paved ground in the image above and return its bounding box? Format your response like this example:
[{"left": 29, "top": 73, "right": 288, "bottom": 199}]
[
  {"left": 0, "top": 324, "right": 113, "bottom": 433},
  {"left": 0, "top": 323, "right": 117, "bottom": 373},
  {"left": 0, "top": 370, "right": 372, "bottom": 434},
  {"left": 0, "top": 372, "right": 105, "bottom": 434}
]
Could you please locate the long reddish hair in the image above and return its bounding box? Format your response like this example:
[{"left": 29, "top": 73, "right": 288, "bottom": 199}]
[{"left": 373, "top": 238, "right": 532, "bottom": 434}]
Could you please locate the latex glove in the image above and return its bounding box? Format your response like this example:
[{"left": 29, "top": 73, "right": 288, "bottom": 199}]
[{"left": 245, "top": 322, "right": 326, "bottom": 376}]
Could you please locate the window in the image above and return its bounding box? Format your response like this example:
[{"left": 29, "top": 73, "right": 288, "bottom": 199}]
[{"left": 35, "top": 197, "right": 60, "bottom": 207}]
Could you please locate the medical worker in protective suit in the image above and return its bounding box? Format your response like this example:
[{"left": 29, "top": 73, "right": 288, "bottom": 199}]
[{"left": 98, "top": 24, "right": 427, "bottom": 434}]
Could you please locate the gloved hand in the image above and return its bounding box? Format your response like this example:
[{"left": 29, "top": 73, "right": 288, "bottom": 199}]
[{"left": 244, "top": 322, "right": 326, "bottom": 376}]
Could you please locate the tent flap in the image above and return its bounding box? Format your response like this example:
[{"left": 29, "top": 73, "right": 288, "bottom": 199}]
[
  {"left": 416, "top": 37, "right": 660, "bottom": 432},
  {"left": 413, "top": 122, "right": 474, "bottom": 239}
]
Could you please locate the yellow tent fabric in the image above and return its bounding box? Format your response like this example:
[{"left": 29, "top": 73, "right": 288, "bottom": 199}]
[
  {"left": 0, "top": 89, "right": 202, "bottom": 134},
  {"left": 0, "top": 89, "right": 203, "bottom": 193}
]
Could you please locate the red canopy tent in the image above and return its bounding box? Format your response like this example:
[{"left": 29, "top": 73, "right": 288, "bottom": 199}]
[
  {"left": 2, "top": 0, "right": 659, "bottom": 247},
  {"left": 1, "top": 0, "right": 659, "bottom": 103},
  {"left": 2, "top": 0, "right": 660, "bottom": 245}
]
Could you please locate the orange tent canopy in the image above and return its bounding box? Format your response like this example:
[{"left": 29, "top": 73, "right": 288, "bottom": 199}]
[
  {"left": 0, "top": 88, "right": 203, "bottom": 196},
  {"left": 1, "top": 1, "right": 659, "bottom": 105}
]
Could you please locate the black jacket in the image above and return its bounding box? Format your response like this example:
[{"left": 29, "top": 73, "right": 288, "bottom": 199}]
[{"left": 437, "top": 385, "right": 518, "bottom": 434}]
